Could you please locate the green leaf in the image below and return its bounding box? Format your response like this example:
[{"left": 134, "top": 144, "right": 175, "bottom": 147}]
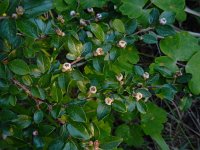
[
  {"left": 67, "top": 36, "right": 83, "bottom": 58},
  {"left": 67, "top": 106, "right": 87, "bottom": 123},
  {"left": 63, "top": 141, "right": 78, "bottom": 150},
  {"left": 179, "top": 97, "right": 192, "bottom": 111},
  {"left": 160, "top": 32, "right": 200, "bottom": 61},
  {"left": 16, "top": 19, "right": 38, "bottom": 38},
  {"left": 50, "top": 82, "right": 63, "bottom": 102},
  {"left": 100, "top": 136, "right": 123, "bottom": 149},
  {"left": 90, "top": 23, "right": 105, "bottom": 42},
  {"left": 37, "top": 54, "right": 51, "bottom": 73},
  {"left": 97, "top": 102, "right": 111, "bottom": 120},
  {"left": 12, "top": 115, "right": 32, "bottom": 129},
  {"left": 155, "top": 84, "right": 177, "bottom": 101},
  {"left": 119, "top": 0, "right": 148, "bottom": 18},
  {"left": 151, "top": 134, "right": 170, "bottom": 150},
  {"left": 48, "top": 139, "right": 64, "bottom": 150},
  {"left": 38, "top": 125, "right": 56, "bottom": 136},
  {"left": 159, "top": 11, "right": 176, "bottom": 25},
  {"left": 0, "top": 0, "right": 9, "bottom": 15},
  {"left": 54, "top": 0, "right": 68, "bottom": 12},
  {"left": 33, "top": 136, "right": 44, "bottom": 148},
  {"left": 0, "top": 19, "right": 21, "bottom": 47},
  {"left": 112, "top": 19, "right": 125, "bottom": 33},
  {"left": 151, "top": 0, "right": 186, "bottom": 21},
  {"left": 112, "top": 100, "right": 127, "bottom": 113},
  {"left": 8, "top": 59, "right": 30, "bottom": 75},
  {"left": 156, "top": 25, "right": 175, "bottom": 37},
  {"left": 67, "top": 122, "right": 90, "bottom": 140},
  {"left": 186, "top": 51, "right": 200, "bottom": 95},
  {"left": 142, "top": 33, "right": 158, "bottom": 44},
  {"left": 34, "top": 110, "right": 44, "bottom": 124},
  {"left": 23, "top": 0, "right": 53, "bottom": 18},
  {"left": 141, "top": 102, "right": 167, "bottom": 135},
  {"left": 80, "top": 0, "right": 107, "bottom": 8},
  {"left": 8, "top": 95, "right": 17, "bottom": 106}
]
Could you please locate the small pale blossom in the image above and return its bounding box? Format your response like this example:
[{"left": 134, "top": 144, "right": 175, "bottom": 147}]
[
  {"left": 55, "top": 28, "right": 65, "bottom": 37},
  {"left": 87, "top": 8, "right": 94, "bottom": 13},
  {"left": 32, "top": 130, "right": 38, "bottom": 136},
  {"left": 89, "top": 86, "right": 97, "bottom": 94},
  {"left": 159, "top": 17, "right": 167, "bottom": 25},
  {"left": 16, "top": 6, "right": 24, "bottom": 15},
  {"left": 12, "top": 13, "right": 18, "bottom": 19},
  {"left": 116, "top": 73, "right": 123, "bottom": 81},
  {"left": 143, "top": 72, "right": 149, "bottom": 80},
  {"left": 105, "top": 97, "right": 114, "bottom": 105},
  {"left": 96, "top": 13, "right": 102, "bottom": 20},
  {"left": 118, "top": 40, "right": 127, "bottom": 48},
  {"left": 62, "top": 62, "right": 72, "bottom": 72},
  {"left": 94, "top": 48, "right": 104, "bottom": 56},
  {"left": 70, "top": 10, "right": 76, "bottom": 16},
  {"left": 80, "top": 18, "right": 87, "bottom": 26},
  {"left": 134, "top": 92, "right": 143, "bottom": 101}
]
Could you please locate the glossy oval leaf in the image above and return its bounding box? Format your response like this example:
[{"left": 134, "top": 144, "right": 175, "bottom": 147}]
[
  {"left": 90, "top": 23, "right": 105, "bottom": 42},
  {"left": 67, "top": 106, "right": 87, "bottom": 123},
  {"left": 8, "top": 59, "right": 30, "bottom": 75},
  {"left": 186, "top": 51, "right": 200, "bottom": 95},
  {"left": 67, "top": 122, "right": 90, "bottom": 140}
]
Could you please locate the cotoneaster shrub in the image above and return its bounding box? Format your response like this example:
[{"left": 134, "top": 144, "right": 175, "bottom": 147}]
[{"left": 0, "top": 0, "right": 200, "bottom": 149}]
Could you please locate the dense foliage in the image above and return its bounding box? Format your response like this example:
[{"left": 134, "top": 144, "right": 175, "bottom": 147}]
[{"left": 0, "top": 0, "right": 200, "bottom": 149}]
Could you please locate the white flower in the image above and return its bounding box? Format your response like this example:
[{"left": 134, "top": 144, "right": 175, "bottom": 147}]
[
  {"left": 62, "top": 62, "right": 72, "bottom": 72},
  {"left": 143, "top": 72, "right": 149, "bottom": 80},
  {"left": 55, "top": 28, "right": 65, "bottom": 37},
  {"left": 105, "top": 97, "right": 114, "bottom": 105},
  {"left": 32, "top": 130, "right": 38, "bottom": 136},
  {"left": 116, "top": 73, "right": 123, "bottom": 81},
  {"left": 118, "top": 40, "right": 127, "bottom": 48},
  {"left": 89, "top": 86, "right": 97, "bottom": 94},
  {"left": 159, "top": 18, "right": 167, "bottom": 25},
  {"left": 80, "top": 18, "right": 87, "bottom": 26},
  {"left": 70, "top": 10, "right": 76, "bottom": 16},
  {"left": 94, "top": 48, "right": 104, "bottom": 56},
  {"left": 134, "top": 92, "right": 143, "bottom": 101},
  {"left": 57, "top": 15, "right": 63, "bottom": 20},
  {"left": 12, "top": 13, "right": 18, "bottom": 19},
  {"left": 96, "top": 13, "right": 102, "bottom": 20},
  {"left": 87, "top": 8, "right": 94, "bottom": 13},
  {"left": 16, "top": 6, "right": 24, "bottom": 15},
  {"left": 57, "top": 15, "right": 65, "bottom": 23}
]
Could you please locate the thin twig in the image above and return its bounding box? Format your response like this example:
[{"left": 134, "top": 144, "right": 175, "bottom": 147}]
[
  {"left": 185, "top": 7, "right": 200, "bottom": 17},
  {"left": 11, "top": 78, "right": 45, "bottom": 106},
  {"left": 71, "top": 57, "right": 84, "bottom": 65},
  {"left": 133, "top": 27, "right": 154, "bottom": 35},
  {"left": 0, "top": 16, "right": 9, "bottom": 20}
]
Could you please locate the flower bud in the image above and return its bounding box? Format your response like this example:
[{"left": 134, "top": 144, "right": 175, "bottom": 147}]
[
  {"left": 55, "top": 28, "right": 65, "bottom": 37},
  {"left": 116, "top": 73, "right": 123, "bottom": 81},
  {"left": 105, "top": 97, "right": 114, "bottom": 105},
  {"left": 62, "top": 62, "right": 72, "bottom": 72},
  {"left": 96, "top": 13, "right": 102, "bottom": 20},
  {"left": 16, "top": 6, "right": 24, "bottom": 16},
  {"left": 80, "top": 18, "right": 88, "bottom": 26},
  {"left": 118, "top": 40, "right": 127, "bottom": 48},
  {"left": 89, "top": 86, "right": 97, "bottom": 94},
  {"left": 134, "top": 92, "right": 143, "bottom": 101},
  {"left": 143, "top": 72, "right": 149, "bottom": 80},
  {"left": 70, "top": 10, "right": 76, "bottom": 16},
  {"left": 32, "top": 130, "right": 38, "bottom": 136},
  {"left": 159, "top": 17, "right": 167, "bottom": 25},
  {"left": 94, "top": 140, "right": 100, "bottom": 150},
  {"left": 94, "top": 48, "right": 104, "bottom": 56},
  {"left": 12, "top": 13, "right": 18, "bottom": 19},
  {"left": 57, "top": 15, "right": 65, "bottom": 23},
  {"left": 87, "top": 8, "right": 94, "bottom": 13}
]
